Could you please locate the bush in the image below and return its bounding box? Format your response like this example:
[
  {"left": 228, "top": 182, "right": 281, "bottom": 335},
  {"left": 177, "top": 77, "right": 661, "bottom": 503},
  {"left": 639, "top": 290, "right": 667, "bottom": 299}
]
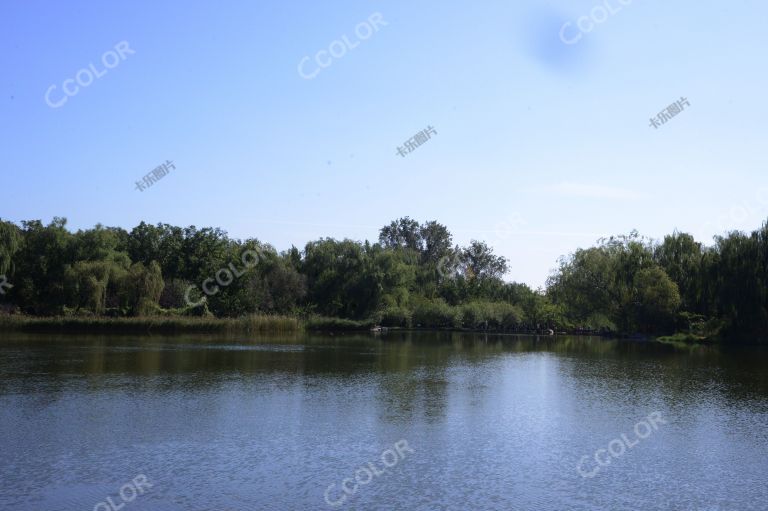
[
  {"left": 412, "top": 300, "right": 460, "bottom": 328},
  {"left": 159, "top": 279, "right": 194, "bottom": 309},
  {"left": 496, "top": 303, "right": 525, "bottom": 331},
  {"left": 460, "top": 302, "right": 493, "bottom": 329},
  {"left": 584, "top": 313, "right": 617, "bottom": 333},
  {"left": 460, "top": 301, "right": 525, "bottom": 331},
  {"left": 377, "top": 306, "right": 412, "bottom": 327}
]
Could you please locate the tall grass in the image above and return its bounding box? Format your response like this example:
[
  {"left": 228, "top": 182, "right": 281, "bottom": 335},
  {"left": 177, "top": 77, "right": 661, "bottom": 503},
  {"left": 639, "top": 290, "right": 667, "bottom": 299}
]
[
  {"left": 239, "top": 315, "right": 301, "bottom": 334},
  {"left": 0, "top": 314, "right": 302, "bottom": 335}
]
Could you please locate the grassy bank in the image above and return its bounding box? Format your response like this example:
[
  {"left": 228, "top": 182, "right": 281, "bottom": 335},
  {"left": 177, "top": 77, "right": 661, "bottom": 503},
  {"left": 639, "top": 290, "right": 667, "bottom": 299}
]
[
  {"left": 0, "top": 315, "right": 378, "bottom": 335},
  {"left": 0, "top": 315, "right": 726, "bottom": 345},
  {"left": 0, "top": 311, "right": 710, "bottom": 340},
  {"left": 0, "top": 309, "right": 592, "bottom": 336},
  {"left": 0, "top": 314, "right": 302, "bottom": 335}
]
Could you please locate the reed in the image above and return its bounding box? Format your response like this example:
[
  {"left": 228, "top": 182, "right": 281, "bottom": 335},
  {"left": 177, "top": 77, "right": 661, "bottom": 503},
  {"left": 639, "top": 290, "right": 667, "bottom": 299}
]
[{"left": 0, "top": 314, "right": 303, "bottom": 335}]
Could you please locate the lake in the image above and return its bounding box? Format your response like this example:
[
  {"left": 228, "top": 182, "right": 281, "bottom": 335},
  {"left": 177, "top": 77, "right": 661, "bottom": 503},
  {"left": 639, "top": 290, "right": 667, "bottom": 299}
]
[{"left": 1, "top": 332, "right": 767, "bottom": 510}]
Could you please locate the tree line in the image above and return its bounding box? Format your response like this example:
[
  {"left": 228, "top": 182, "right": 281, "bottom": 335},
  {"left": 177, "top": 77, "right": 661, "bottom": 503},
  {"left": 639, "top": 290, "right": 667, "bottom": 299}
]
[{"left": 1, "top": 216, "right": 767, "bottom": 341}]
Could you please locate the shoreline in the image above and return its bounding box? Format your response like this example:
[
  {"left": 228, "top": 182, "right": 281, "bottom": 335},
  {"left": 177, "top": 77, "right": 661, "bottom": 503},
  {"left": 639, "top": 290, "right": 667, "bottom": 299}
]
[{"left": 0, "top": 314, "right": 720, "bottom": 344}]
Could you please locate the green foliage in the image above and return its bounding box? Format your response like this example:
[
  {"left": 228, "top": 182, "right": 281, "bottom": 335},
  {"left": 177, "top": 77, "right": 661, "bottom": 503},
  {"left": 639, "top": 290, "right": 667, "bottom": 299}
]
[
  {"left": 13, "top": 218, "right": 73, "bottom": 314},
  {"left": 64, "top": 260, "right": 119, "bottom": 315},
  {"left": 302, "top": 239, "right": 381, "bottom": 319},
  {"left": 654, "top": 232, "right": 703, "bottom": 310},
  {"left": 376, "top": 306, "right": 412, "bottom": 327},
  {"left": 547, "top": 231, "right": 681, "bottom": 334},
  {"left": 0, "top": 219, "right": 23, "bottom": 276},
  {"left": 379, "top": 217, "right": 423, "bottom": 252},
  {"left": 461, "top": 240, "right": 508, "bottom": 280},
  {"left": 125, "top": 261, "right": 165, "bottom": 316},
  {"left": 459, "top": 301, "right": 493, "bottom": 329},
  {"left": 633, "top": 267, "right": 681, "bottom": 332},
  {"left": 412, "top": 299, "right": 461, "bottom": 328},
  {"left": 159, "top": 278, "right": 194, "bottom": 309},
  {"left": 4, "top": 216, "right": 768, "bottom": 342}
]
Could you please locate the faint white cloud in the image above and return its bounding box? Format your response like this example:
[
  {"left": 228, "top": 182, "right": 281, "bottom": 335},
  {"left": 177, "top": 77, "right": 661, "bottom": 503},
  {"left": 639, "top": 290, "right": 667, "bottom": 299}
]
[{"left": 546, "top": 182, "right": 645, "bottom": 200}]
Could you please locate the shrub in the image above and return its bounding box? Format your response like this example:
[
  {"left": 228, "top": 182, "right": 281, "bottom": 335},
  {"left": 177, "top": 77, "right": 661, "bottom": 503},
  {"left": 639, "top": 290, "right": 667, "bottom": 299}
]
[
  {"left": 377, "top": 306, "right": 412, "bottom": 328},
  {"left": 459, "top": 301, "right": 524, "bottom": 331},
  {"left": 460, "top": 302, "right": 492, "bottom": 329},
  {"left": 496, "top": 302, "right": 525, "bottom": 331},
  {"left": 412, "top": 300, "right": 460, "bottom": 328}
]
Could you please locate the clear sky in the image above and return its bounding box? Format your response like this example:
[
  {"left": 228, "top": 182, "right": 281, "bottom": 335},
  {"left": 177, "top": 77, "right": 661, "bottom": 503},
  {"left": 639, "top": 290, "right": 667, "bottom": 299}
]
[{"left": 1, "top": 0, "right": 767, "bottom": 288}]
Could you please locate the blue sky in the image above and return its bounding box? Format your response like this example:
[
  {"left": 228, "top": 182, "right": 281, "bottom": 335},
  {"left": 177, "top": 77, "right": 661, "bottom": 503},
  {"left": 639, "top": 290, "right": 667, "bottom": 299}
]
[{"left": 1, "top": 0, "right": 767, "bottom": 287}]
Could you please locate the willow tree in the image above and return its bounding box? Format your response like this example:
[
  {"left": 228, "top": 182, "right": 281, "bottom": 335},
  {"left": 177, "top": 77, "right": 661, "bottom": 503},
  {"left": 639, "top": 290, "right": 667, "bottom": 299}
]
[
  {"left": 64, "top": 261, "right": 113, "bottom": 315},
  {"left": 0, "top": 219, "right": 22, "bottom": 277},
  {"left": 120, "top": 261, "right": 164, "bottom": 316}
]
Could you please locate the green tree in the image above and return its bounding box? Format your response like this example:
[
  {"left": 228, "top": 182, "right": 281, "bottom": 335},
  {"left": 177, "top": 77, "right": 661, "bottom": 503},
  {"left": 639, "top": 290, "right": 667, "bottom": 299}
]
[
  {"left": 0, "top": 219, "right": 22, "bottom": 277},
  {"left": 633, "top": 267, "right": 681, "bottom": 332},
  {"left": 14, "top": 218, "right": 73, "bottom": 314},
  {"left": 119, "top": 261, "right": 164, "bottom": 316},
  {"left": 654, "top": 232, "right": 703, "bottom": 311},
  {"left": 461, "top": 240, "right": 508, "bottom": 281},
  {"left": 379, "top": 217, "right": 422, "bottom": 252}
]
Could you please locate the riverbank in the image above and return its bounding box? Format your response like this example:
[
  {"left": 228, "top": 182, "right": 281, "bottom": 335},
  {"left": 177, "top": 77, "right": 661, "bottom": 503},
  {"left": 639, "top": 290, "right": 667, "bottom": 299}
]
[
  {"left": 0, "top": 314, "right": 582, "bottom": 336},
  {"left": 0, "top": 314, "right": 718, "bottom": 344},
  {"left": 0, "top": 314, "right": 302, "bottom": 335}
]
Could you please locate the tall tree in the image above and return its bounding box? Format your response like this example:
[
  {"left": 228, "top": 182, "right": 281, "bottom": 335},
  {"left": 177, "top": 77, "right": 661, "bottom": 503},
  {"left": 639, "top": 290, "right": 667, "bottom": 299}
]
[
  {"left": 0, "top": 219, "right": 22, "bottom": 276},
  {"left": 379, "top": 217, "right": 422, "bottom": 252}
]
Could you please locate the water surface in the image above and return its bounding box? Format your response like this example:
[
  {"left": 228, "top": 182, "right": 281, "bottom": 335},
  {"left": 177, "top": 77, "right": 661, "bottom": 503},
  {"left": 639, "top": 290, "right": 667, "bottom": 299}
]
[{"left": 1, "top": 332, "right": 766, "bottom": 510}]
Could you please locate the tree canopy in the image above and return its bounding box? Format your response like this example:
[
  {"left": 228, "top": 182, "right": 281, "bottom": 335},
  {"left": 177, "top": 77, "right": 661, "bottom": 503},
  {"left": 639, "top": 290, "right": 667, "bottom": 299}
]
[{"left": 2, "top": 215, "right": 768, "bottom": 342}]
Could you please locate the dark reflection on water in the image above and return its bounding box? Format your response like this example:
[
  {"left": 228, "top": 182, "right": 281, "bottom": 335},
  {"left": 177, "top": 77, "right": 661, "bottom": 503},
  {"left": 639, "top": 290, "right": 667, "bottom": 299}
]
[{"left": 1, "top": 332, "right": 767, "bottom": 510}]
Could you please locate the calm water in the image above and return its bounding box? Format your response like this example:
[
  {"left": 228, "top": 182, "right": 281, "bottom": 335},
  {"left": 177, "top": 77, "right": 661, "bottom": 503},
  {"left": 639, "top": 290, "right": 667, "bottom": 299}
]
[{"left": 1, "top": 332, "right": 767, "bottom": 511}]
